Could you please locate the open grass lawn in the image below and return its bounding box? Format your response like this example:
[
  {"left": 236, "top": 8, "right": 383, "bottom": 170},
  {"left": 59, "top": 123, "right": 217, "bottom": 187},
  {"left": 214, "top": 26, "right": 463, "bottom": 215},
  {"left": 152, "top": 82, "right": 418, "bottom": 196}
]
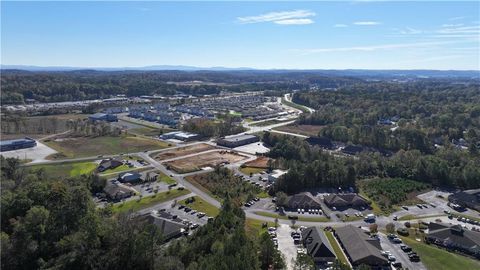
[
  {"left": 398, "top": 214, "right": 446, "bottom": 221},
  {"left": 128, "top": 125, "right": 176, "bottom": 137},
  {"left": 156, "top": 171, "right": 176, "bottom": 184},
  {"left": 325, "top": 231, "right": 350, "bottom": 266},
  {"left": 179, "top": 196, "right": 219, "bottom": 217},
  {"left": 250, "top": 119, "right": 290, "bottom": 127},
  {"left": 273, "top": 124, "right": 324, "bottom": 137},
  {"left": 100, "top": 164, "right": 131, "bottom": 174},
  {"left": 239, "top": 166, "right": 265, "bottom": 175},
  {"left": 245, "top": 218, "right": 271, "bottom": 236},
  {"left": 29, "top": 161, "right": 97, "bottom": 179},
  {"left": 45, "top": 135, "right": 169, "bottom": 159},
  {"left": 112, "top": 189, "right": 190, "bottom": 213},
  {"left": 254, "top": 211, "right": 329, "bottom": 222},
  {"left": 401, "top": 237, "right": 480, "bottom": 270}
]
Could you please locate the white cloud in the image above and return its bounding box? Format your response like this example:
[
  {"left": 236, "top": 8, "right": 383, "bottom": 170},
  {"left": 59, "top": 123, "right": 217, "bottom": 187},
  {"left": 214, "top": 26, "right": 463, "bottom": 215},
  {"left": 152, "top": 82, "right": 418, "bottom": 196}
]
[
  {"left": 449, "top": 16, "right": 465, "bottom": 21},
  {"left": 437, "top": 25, "right": 480, "bottom": 34},
  {"left": 334, "top": 24, "right": 348, "bottom": 28},
  {"left": 353, "top": 21, "right": 381, "bottom": 26},
  {"left": 237, "top": 10, "right": 315, "bottom": 25},
  {"left": 293, "top": 41, "right": 457, "bottom": 54},
  {"left": 274, "top": 19, "right": 314, "bottom": 25},
  {"left": 399, "top": 27, "right": 422, "bottom": 34},
  {"left": 442, "top": 23, "right": 464, "bottom": 28}
]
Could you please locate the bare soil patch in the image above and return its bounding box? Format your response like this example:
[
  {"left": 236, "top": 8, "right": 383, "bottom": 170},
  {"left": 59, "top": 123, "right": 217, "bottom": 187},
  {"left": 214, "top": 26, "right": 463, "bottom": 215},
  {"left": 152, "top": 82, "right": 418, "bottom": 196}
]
[
  {"left": 164, "top": 150, "right": 247, "bottom": 173},
  {"left": 153, "top": 143, "right": 217, "bottom": 160}
]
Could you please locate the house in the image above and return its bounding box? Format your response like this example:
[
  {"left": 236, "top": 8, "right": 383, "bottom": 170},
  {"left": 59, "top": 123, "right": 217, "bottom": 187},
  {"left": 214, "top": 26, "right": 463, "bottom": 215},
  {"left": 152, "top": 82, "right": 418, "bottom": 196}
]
[
  {"left": 302, "top": 227, "right": 336, "bottom": 263},
  {"left": 0, "top": 137, "right": 37, "bottom": 152},
  {"left": 426, "top": 222, "right": 480, "bottom": 258},
  {"left": 268, "top": 169, "right": 288, "bottom": 183},
  {"left": 286, "top": 192, "right": 322, "bottom": 209},
  {"left": 97, "top": 159, "right": 123, "bottom": 172},
  {"left": 216, "top": 134, "right": 259, "bottom": 148},
  {"left": 306, "top": 137, "right": 335, "bottom": 150},
  {"left": 324, "top": 193, "right": 369, "bottom": 209},
  {"left": 118, "top": 172, "right": 143, "bottom": 183},
  {"left": 137, "top": 212, "right": 187, "bottom": 241},
  {"left": 335, "top": 225, "right": 388, "bottom": 268},
  {"left": 103, "top": 182, "right": 136, "bottom": 201},
  {"left": 448, "top": 189, "right": 480, "bottom": 212}
]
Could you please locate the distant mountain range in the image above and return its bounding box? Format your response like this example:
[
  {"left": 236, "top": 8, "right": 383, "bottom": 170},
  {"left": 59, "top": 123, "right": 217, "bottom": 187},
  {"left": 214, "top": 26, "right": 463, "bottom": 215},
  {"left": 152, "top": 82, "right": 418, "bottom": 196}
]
[{"left": 1, "top": 65, "right": 479, "bottom": 78}]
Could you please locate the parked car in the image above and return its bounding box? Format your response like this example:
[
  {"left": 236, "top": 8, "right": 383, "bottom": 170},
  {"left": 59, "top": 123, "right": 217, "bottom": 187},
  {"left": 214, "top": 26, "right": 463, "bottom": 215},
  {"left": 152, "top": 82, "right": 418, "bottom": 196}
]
[
  {"left": 388, "top": 255, "right": 396, "bottom": 262},
  {"left": 391, "top": 262, "right": 402, "bottom": 269},
  {"left": 400, "top": 245, "right": 412, "bottom": 252}
]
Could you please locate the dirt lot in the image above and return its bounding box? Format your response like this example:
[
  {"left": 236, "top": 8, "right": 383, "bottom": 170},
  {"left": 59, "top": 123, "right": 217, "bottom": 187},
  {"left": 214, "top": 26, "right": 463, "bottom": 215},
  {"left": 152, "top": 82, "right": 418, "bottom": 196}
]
[
  {"left": 165, "top": 150, "right": 247, "bottom": 173},
  {"left": 243, "top": 156, "right": 273, "bottom": 168},
  {"left": 153, "top": 143, "right": 217, "bottom": 160},
  {"left": 273, "top": 124, "right": 324, "bottom": 137}
]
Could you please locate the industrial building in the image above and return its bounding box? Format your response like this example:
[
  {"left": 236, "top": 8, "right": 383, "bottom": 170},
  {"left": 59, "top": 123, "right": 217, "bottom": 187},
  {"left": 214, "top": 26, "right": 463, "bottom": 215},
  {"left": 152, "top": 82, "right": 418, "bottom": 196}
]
[
  {"left": 216, "top": 134, "right": 259, "bottom": 148},
  {"left": 160, "top": 131, "right": 200, "bottom": 141},
  {"left": 0, "top": 137, "right": 37, "bottom": 152}
]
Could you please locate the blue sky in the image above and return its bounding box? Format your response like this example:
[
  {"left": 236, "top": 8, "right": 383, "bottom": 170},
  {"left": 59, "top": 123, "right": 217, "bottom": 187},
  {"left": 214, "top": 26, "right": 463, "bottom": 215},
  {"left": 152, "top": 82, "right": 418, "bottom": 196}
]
[{"left": 1, "top": 1, "right": 479, "bottom": 70}]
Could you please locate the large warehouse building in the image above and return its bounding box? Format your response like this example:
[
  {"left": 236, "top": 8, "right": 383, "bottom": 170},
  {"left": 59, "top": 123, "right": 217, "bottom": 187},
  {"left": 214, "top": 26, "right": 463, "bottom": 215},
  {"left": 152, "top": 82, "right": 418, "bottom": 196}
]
[
  {"left": 0, "top": 137, "right": 37, "bottom": 152},
  {"left": 216, "top": 134, "right": 259, "bottom": 148}
]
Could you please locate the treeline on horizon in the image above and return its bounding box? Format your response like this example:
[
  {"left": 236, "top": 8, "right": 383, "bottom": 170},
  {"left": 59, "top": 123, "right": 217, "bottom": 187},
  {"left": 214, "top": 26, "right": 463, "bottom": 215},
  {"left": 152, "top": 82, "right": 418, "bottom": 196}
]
[{"left": 0, "top": 70, "right": 360, "bottom": 104}]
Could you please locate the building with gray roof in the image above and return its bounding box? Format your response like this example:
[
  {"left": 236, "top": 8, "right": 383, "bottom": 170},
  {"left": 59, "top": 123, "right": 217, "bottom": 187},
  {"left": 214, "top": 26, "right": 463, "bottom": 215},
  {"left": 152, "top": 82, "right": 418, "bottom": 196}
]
[
  {"left": 426, "top": 222, "right": 480, "bottom": 258},
  {"left": 302, "top": 227, "right": 336, "bottom": 263},
  {"left": 335, "top": 225, "right": 388, "bottom": 268},
  {"left": 216, "top": 134, "right": 259, "bottom": 148}
]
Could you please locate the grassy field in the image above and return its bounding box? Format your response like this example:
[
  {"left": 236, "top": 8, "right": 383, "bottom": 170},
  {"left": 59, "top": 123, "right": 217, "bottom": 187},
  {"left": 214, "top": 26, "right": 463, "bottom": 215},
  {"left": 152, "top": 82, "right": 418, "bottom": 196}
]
[
  {"left": 325, "top": 231, "right": 350, "bottom": 266},
  {"left": 254, "top": 211, "right": 329, "bottom": 222},
  {"left": 401, "top": 237, "right": 480, "bottom": 270},
  {"left": 112, "top": 189, "right": 190, "bottom": 213},
  {"left": 45, "top": 135, "right": 169, "bottom": 159},
  {"left": 179, "top": 196, "right": 219, "bottom": 217},
  {"left": 245, "top": 218, "right": 271, "bottom": 236},
  {"left": 156, "top": 171, "right": 176, "bottom": 184},
  {"left": 129, "top": 127, "right": 166, "bottom": 136},
  {"left": 29, "top": 161, "right": 97, "bottom": 179},
  {"left": 273, "top": 124, "right": 324, "bottom": 137},
  {"left": 239, "top": 166, "right": 265, "bottom": 175},
  {"left": 398, "top": 214, "right": 446, "bottom": 221},
  {"left": 250, "top": 119, "right": 290, "bottom": 127},
  {"left": 281, "top": 98, "right": 310, "bottom": 113}
]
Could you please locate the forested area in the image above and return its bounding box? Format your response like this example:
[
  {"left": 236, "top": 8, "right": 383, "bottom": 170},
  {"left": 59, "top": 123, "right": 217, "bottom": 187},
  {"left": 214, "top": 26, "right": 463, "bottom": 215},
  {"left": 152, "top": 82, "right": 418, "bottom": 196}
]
[
  {"left": 263, "top": 132, "right": 480, "bottom": 195},
  {"left": 1, "top": 70, "right": 359, "bottom": 104},
  {"left": 182, "top": 116, "right": 245, "bottom": 138},
  {"left": 293, "top": 81, "right": 480, "bottom": 153},
  {"left": 1, "top": 157, "right": 282, "bottom": 270}
]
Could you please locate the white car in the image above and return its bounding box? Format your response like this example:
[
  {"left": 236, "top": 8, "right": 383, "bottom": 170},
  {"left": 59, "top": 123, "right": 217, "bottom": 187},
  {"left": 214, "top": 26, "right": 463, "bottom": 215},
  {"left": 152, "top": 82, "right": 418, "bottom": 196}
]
[{"left": 388, "top": 255, "right": 396, "bottom": 262}]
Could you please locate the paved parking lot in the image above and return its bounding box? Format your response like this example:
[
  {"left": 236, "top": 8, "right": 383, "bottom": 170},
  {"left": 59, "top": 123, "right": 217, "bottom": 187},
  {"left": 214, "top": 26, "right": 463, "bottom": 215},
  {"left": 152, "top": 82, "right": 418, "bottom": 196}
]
[
  {"left": 377, "top": 232, "right": 427, "bottom": 270},
  {"left": 1, "top": 141, "right": 57, "bottom": 163},
  {"left": 276, "top": 224, "right": 298, "bottom": 270}
]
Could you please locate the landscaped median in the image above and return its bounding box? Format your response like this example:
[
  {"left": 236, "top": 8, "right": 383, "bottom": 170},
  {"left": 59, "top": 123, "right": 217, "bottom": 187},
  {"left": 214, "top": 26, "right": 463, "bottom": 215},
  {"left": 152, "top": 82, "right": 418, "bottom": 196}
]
[
  {"left": 324, "top": 231, "right": 349, "bottom": 267},
  {"left": 281, "top": 98, "right": 311, "bottom": 113},
  {"left": 398, "top": 214, "right": 446, "bottom": 221},
  {"left": 179, "top": 196, "right": 219, "bottom": 217},
  {"left": 112, "top": 188, "right": 190, "bottom": 213},
  {"left": 253, "top": 211, "right": 329, "bottom": 222}
]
